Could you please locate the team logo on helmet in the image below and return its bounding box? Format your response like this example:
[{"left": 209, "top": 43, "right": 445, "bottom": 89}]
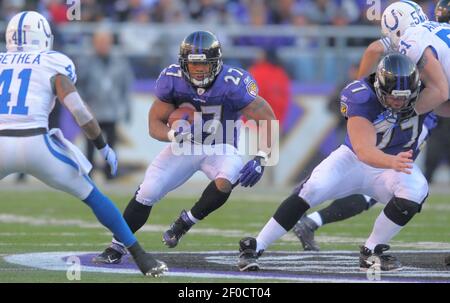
[
  {"left": 384, "top": 9, "right": 400, "bottom": 31},
  {"left": 38, "top": 19, "right": 52, "bottom": 38}
]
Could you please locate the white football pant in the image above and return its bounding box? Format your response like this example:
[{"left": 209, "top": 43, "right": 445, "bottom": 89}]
[
  {"left": 0, "top": 134, "right": 93, "bottom": 199},
  {"left": 297, "top": 145, "right": 428, "bottom": 207},
  {"left": 135, "top": 142, "right": 243, "bottom": 206}
]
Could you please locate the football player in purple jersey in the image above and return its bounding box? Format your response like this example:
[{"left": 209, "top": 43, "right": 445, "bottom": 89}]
[
  {"left": 293, "top": 0, "right": 442, "bottom": 251},
  {"left": 93, "top": 31, "right": 276, "bottom": 264},
  {"left": 238, "top": 53, "right": 433, "bottom": 272}
]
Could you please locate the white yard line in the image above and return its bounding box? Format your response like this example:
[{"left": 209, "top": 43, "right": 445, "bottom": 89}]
[{"left": 1, "top": 213, "right": 449, "bottom": 250}]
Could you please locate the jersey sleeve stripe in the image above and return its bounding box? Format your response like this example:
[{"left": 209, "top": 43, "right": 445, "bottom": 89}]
[{"left": 380, "top": 37, "right": 390, "bottom": 52}]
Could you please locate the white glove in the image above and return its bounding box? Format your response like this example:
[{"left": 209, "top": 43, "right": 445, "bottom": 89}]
[{"left": 99, "top": 144, "right": 118, "bottom": 176}]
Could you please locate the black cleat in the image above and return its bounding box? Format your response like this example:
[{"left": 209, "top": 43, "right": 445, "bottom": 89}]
[
  {"left": 163, "top": 210, "right": 194, "bottom": 248},
  {"left": 127, "top": 242, "right": 168, "bottom": 277},
  {"left": 238, "top": 237, "right": 261, "bottom": 272},
  {"left": 133, "top": 253, "right": 168, "bottom": 277},
  {"left": 293, "top": 216, "right": 320, "bottom": 251},
  {"left": 359, "top": 244, "right": 402, "bottom": 271},
  {"left": 92, "top": 245, "right": 125, "bottom": 264}
]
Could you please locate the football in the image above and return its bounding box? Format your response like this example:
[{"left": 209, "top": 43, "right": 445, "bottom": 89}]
[{"left": 168, "top": 106, "right": 195, "bottom": 128}]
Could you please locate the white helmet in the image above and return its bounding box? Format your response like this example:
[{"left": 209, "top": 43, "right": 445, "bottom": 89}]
[
  {"left": 381, "top": 1, "right": 428, "bottom": 48},
  {"left": 5, "top": 11, "right": 54, "bottom": 52}
]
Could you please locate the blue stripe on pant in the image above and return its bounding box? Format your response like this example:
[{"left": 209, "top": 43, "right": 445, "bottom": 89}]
[
  {"left": 83, "top": 187, "right": 137, "bottom": 247},
  {"left": 44, "top": 134, "right": 79, "bottom": 171}
]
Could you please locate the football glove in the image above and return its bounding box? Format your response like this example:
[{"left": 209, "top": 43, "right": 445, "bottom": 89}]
[
  {"left": 240, "top": 156, "right": 265, "bottom": 187},
  {"left": 170, "top": 113, "right": 204, "bottom": 144},
  {"left": 99, "top": 144, "right": 118, "bottom": 176}
]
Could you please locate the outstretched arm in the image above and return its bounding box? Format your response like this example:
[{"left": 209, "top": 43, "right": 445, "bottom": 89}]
[
  {"left": 238, "top": 96, "right": 276, "bottom": 187},
  {"left": 53, "top": 74, "right": 102, "bottom": 140},
  {"left": 357, "top": 40, "right": 385, "bottom": 78},
  {"left": 52, "top": 74, "right": 117, "bottom": 175},
  {"left": 240, "top": 95, "right": 276, "bottom": 157}
]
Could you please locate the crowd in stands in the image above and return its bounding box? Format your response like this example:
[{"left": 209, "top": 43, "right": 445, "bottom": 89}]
[
  {"left": 0, "top": 0, "right": 439, "bottom": 83},
  {"left": 0, "top": 0, "right": 438, "bottom": 26}
]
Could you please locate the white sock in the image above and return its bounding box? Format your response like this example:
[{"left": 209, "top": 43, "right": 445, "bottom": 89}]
[
  {"left": 187, "top": 210, "right": 199, "bottom": 224},
  {"left": 256, "top": 217, "right": 288, "bottom": 253},
  {"left": 365, "top": 211, "right": 402, "bottom": 251},
  {"left": 308, "top": 212, "right": 323, "bottom": 227}
]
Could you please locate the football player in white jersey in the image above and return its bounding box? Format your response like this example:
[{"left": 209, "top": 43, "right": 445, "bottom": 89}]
[
  {"left": 382, "top": 2, "right": 450, "bottom": 115},
  {"left": 358, "top": 1, "right": 428, "bottom": 78},
  {"left": 433, "top": 0, "right": 450, "bottom": 267},
  {"left": 0, "top": 11, "right": 167, "bottom": 276}
]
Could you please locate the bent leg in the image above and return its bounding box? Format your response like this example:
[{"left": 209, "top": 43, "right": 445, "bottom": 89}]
[
  {"left": 20, "top": 135, "right": 138, "bottom": 247},
  {"left": 365, "top": 164, "right": 428, "bottom": 250},
  {"left": 192, "top": 146, "right": 242, "bottom": 221}
]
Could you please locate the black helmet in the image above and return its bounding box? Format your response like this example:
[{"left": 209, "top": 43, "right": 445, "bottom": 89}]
[
  {"left": 179, "top": 31, "right": 223, "bottom": 88},
  {"left": 374, "top": 53, "right": 421, "bottom": 119},
  {"left": 435, "top": 0, "right": 450, "bottom": 23}
]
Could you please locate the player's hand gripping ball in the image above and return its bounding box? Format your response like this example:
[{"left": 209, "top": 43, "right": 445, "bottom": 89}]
[{"left": 168, "top": 107, "right": 195, "bottom": 128}]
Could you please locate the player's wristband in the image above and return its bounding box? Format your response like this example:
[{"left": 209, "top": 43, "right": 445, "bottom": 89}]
[
  {"left": 92, "top": 133, "right": 107, "bottom": 150},
  {"left": 256, "top": 150, "right": 269, "bottom": 164}
]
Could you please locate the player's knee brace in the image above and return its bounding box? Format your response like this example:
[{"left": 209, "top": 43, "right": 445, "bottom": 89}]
[
  {"left": 383, "top": 197, "right": 422, "bottom": 226},
  {"left": 273, "top": 194, "right": 310, "bottom": 231}
]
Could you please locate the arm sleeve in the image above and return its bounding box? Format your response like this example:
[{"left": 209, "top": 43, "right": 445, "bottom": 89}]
[{"left": 379, "top": 37, "right": 392, "bottom": 54}]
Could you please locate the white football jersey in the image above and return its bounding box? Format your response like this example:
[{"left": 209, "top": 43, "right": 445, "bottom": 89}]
[
  {"left": 398, "top": 21, "right": 450, "bottom": 98},
  {"left": 0, "top": 51, "right": 76, "bottom": 130}
]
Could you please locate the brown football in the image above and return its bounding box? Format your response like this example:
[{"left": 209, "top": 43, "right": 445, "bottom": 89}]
[{"left": 168, "top": 107, "right": 195, "bottom": 128}]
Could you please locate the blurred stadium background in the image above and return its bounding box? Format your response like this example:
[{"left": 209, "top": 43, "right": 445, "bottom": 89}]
[{"left": 0, "top": 0, "right": 449, "bottom": 283}]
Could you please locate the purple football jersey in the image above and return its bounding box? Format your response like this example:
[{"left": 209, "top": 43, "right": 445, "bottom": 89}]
[
  {"left": 340, "top": 75, "right": 427, "bottom": 159},
  {"left": 155, "top": 64, "right": 258, "bottom": 146}
]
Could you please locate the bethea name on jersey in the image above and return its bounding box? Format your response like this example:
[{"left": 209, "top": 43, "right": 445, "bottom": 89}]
[{"left": 0, "top": 53, "right": 41, "bottom": 65}]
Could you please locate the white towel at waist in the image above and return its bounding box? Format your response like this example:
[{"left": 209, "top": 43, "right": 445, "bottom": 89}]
[{"left": 48, "top": 128, "right": 92, "bottom": 176}]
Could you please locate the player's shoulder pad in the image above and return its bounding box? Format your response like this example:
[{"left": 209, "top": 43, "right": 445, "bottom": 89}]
[
  {"left": 340, "top": 79, "right": 372, "bottom": 105},
  {"left": 223, "top": 65, "right": 259, "bottom": 98},
  {"left": 155, "top": 64, "right": 180, "bottom": 99},
  {"left": 41, "top": 50, "right": 77, "bottom": 83},
  {"left": 339, "top": 79, "right": 373, "bottom": 118},
  {"left": 157, "top": 64, "right": 182, "bottom": 84},
  {"left": 401, "top": 22, "right": 436, "bottom": 48},
  {"left": 41, "top": 50, "right": 74, "bottom": 66}
]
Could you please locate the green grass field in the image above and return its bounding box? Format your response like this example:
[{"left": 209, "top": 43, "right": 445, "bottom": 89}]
[{"left": 0, "top": 190, "right": 449, "bottom": 283}]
